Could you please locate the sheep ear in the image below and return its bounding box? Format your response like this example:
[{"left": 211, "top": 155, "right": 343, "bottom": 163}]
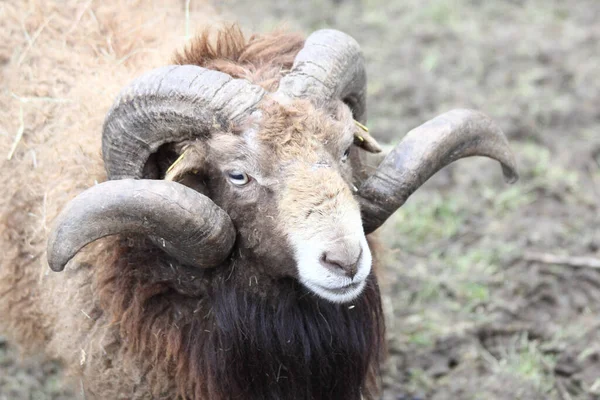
[
  {"left": 165, "top": 144, "right": 206, "bottom": 182},
  {"left": 353, "top": 121, "right": 382, "bottom": 153}
]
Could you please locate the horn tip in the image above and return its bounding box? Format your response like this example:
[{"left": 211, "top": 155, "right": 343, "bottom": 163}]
[
  {"left": 502, "top": 152, "right": 520, "bottom": 186},
  {"left": 47, "top": 228, "right": 71, "bottom": 272},
  {"left": 502, "top": 165, "right": 519, "bottom": 184},
  {"left": 49, "top": 263, "right": 66, "bottom": 272},
  {"left": 47, "top": 254, "right": 67, "bottom": 272}
]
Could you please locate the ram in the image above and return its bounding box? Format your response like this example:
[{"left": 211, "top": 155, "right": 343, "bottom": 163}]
[{"left": 0, "top": 26, "right": 518, "bottom": 399}]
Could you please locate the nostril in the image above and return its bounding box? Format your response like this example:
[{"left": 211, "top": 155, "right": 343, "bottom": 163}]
[
  {"left": 321, "top": 252, "right": 342, "bottom": 270},
  {"left": 320, "top": 250, "right": 361, "bottom": 279}
]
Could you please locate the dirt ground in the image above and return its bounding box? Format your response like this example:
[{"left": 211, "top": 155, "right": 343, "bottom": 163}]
[{"left": 1, "top": 0, "right": 599, "bottom": 399}]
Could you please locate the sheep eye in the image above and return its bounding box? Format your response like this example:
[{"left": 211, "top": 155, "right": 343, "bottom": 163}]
[
  {"left": 227, "top": 171, "right": 250, "bottom": 186},
  {"left": 341, "top": 147, "right": 351, "bottom": 163}
]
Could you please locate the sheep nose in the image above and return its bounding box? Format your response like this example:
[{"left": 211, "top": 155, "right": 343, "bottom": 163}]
[{"left": 320, "top": 246, "right": 362, "bottom": 279}]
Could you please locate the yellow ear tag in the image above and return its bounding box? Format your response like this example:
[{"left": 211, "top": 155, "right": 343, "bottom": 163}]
[{"left": 353, "top": 119, "right": 369, "bottom": 133}]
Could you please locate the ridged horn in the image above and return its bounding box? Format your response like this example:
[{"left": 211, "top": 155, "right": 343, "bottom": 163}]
[
  {"left": 102, "top": 64, "right": 266, "bottom": 180},
  {"left": 359, "top": 109, "right": 519, "bottom": 234},
  {"left": 47, "top": 180, "right": 236, "bottom": 272},
  {"left": 276, "top": 29, "right": 367, "bottom": 122}
]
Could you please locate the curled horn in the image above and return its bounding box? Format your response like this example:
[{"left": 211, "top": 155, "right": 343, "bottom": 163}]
[
  {"left": 103, "top": 65, "right": 266, "bottom": 179},
  {"left": 49, "top": 65, "right": 265, "bottom": 270},
  {"left": 48, "top": 180, "right": 235, "bottom": 272},
  {"left": 358, "top": 109, "right": 519, "bottom": 234},
  {"left": 276, "top": 29, "right": 367, "bottom": 122}
]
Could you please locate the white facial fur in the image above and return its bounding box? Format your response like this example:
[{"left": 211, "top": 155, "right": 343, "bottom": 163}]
[{"left": 288, "top": 209, "right": 372, "bottom": 303}]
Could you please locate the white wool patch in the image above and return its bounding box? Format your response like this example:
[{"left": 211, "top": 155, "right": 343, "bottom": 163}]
[{"left": 290, "top": 217, "right": 372, "bottom": 304}]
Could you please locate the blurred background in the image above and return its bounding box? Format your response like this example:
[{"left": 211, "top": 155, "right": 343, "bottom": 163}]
[{"left": 1, "top": 0, "right": 599, "bottom": 399}]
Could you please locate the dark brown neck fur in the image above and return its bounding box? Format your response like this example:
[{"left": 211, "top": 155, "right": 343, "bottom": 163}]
[{"left": 96, "top": 236, "right": 384, "bottom": 399}]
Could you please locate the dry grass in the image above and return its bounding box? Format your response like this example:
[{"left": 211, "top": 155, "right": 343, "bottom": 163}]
[{"left": 0, "top": 0, "right": 225, "bottom": 166}]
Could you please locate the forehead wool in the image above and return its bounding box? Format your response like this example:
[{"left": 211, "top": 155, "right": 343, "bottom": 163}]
[
  {"left": 207, "top": 98, "right": 356, "bottom": 174},
  {"left": 256, "top": 98, "right": 355, "bottom": 162}
]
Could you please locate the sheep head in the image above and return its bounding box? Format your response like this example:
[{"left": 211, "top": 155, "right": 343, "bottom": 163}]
[
  {"left": 177, "top": 97, "right": 381, "bottom": 303},
  {"left": 47, "top": 30, "right": 518, "bottom": 304}
]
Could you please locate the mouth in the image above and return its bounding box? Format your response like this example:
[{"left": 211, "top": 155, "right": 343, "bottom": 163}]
[
  {"left": 302, "top": 278, "right": 367, "bottom": 303},
  {"left": 317, "top": 280, "right": 363, "bottom": 295}
]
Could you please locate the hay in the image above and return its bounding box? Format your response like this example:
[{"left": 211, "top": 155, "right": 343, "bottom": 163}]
[{"left": 6, "top": 104, "right": 24, "bottom": 160}]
